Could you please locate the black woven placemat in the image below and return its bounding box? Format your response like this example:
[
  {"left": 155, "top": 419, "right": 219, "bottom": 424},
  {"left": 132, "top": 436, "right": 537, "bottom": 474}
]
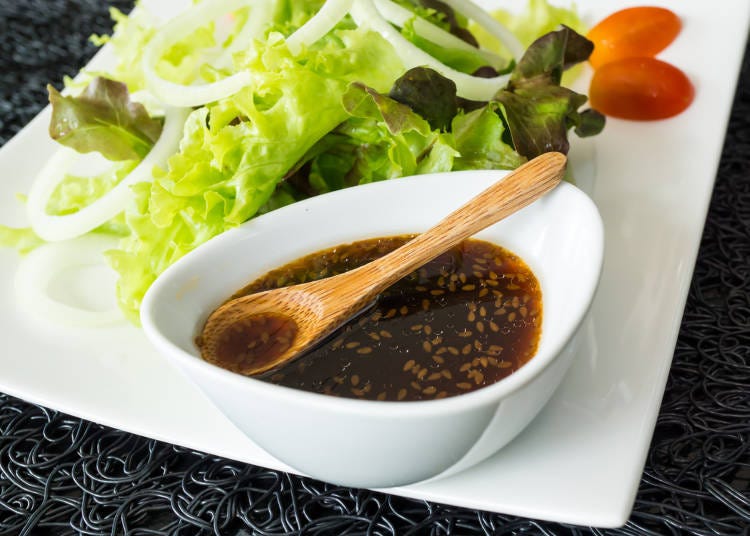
[{"left": 1, "top": 1, "right": 749, "bottom": 534}]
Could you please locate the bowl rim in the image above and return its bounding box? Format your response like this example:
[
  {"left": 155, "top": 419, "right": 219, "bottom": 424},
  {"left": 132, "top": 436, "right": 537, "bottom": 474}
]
[{"left": 141, "top": 170, "right": 604, "bottom": 418}]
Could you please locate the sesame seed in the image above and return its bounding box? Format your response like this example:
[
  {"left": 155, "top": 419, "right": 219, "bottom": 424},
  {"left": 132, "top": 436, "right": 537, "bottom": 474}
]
[
  {"left": 403, "top": 359, "right": 416, "bottom": 372},
  {"left": 357, "top": 347, "right": 373, "bottom": 354},
  {"left": 423, "top": 386, "right": 437, "bottom": 395}
]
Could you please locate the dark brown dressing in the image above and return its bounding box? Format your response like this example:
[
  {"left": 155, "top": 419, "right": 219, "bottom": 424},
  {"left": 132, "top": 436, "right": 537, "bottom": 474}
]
[
  {"left": 213, "top": 236, "right": 542, "bottom": 402},
  {"left": 196, "top": 312, "right": 298, "bottom": 375}
]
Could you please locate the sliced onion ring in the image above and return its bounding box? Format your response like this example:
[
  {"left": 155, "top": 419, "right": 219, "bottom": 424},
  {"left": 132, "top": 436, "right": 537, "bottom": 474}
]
[
  {"left": 286, "top": 0, "right": 354, "bottom": 55},
  {"left": 373, "top": 0, "right": 504, "bottom": 68},
  {"left": 15, "top": 234, "right": 124, "bottom": 327},
  {"left": 27, "top": 106, "right": 190, "bottom": 242},
  {"left": 350, "top": 0, "right": 511, "bottom": 101},
  {"left": 143, "top": 0, "right": 271, "bottom": 107},
  {"left": 439, "top": 0, "right": 524, "bottom": 60}
]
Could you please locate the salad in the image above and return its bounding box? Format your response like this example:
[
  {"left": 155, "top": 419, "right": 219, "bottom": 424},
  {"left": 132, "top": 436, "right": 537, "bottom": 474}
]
[{"left": 1, "top": 0, "right": 603, "bottom": 325}]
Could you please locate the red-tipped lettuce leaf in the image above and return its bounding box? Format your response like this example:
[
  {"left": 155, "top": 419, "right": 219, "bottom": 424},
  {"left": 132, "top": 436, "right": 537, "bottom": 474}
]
[{"left": 48, "top": 77, "right": 163, "bottom": 161}]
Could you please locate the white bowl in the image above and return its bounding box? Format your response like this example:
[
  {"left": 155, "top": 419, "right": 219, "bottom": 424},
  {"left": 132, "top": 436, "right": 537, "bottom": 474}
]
[{"left": 141, "top": 169, "right": 604, "bottom": 488}]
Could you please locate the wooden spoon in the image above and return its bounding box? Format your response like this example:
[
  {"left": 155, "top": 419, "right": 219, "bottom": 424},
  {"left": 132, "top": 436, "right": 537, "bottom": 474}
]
[{"left": 197, "top": 152, "right": 567, "bottom": 376}]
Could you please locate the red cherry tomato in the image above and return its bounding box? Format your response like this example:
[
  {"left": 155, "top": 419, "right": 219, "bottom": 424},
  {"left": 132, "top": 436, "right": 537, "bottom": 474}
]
[
  {"left": 589, "top": 57, "right": 694, "bottom": 120},
  {"left": 587, "top": 7, "right": 681, "bottom": 69}
]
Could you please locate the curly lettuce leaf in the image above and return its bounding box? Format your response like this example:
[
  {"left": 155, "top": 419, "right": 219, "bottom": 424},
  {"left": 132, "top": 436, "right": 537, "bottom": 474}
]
[
  {"left": 283, "top": 78, "right": 523, "bottom": 198},
  {"left": 451, "top": 105, "right": 524, "bottom": 170},
  {"left": 493, "top": 26, "right": 604, "bottom": 159},
  {"left": 388, "top": 67, "right": 458, "bottom": 131},
  {"left": 86, "top": 4, "right": 157, "bottom": 92},
  {"left": 508, "top": 25, "right": 593, "bottom": 89},
  {"left": 0, "top": 226, "right": 43, "bottom": 254},
  {"left": 475, "top": 0, "right": 586, "bottom": 50},
  {"left": 107, "top": 28, "right": 404, "bottom": 322},
  {"left": 48, "top": 77, "right": 163, "bottom": 161}
]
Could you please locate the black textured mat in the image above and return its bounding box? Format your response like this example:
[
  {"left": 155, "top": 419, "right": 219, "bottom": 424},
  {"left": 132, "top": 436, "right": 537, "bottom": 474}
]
[{"left": 1, "top": 1, "right": 749, "bottom": 534}]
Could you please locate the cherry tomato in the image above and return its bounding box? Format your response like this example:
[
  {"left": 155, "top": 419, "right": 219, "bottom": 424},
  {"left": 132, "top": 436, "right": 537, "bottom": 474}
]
[
  {"left": 587, "top": 7, "right": 681, "bottom": 69},
  {"left": 589, "top": 57, "right": 694, "bottom": 120}
]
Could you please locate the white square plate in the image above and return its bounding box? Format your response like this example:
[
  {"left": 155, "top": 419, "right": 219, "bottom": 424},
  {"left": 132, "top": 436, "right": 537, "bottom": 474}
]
[{"left": 1, "top": 0, "right": 748, "bottom": 527}]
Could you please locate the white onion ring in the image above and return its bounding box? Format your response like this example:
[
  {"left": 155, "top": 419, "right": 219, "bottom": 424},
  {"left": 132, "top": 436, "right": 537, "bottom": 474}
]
[
  {"left": 27, "top": 106, "right": 190, "bottom": 242},
  {"left": 143, "top": 0, "right": 271, "bottom": 107},
  {"left": 373, "top": 0, "right": 503, "bottom": 67},
  {"left": 15, "top": 234, "right": 124, "bottom": 327},
  {"left": 440, "top": 0, "right": 524, "bottom": 60},
  {"left": 350, "top": 0, "right": 510, "bottom": 101},
  {"left": 286, "top": 0, "right": 354, "bottom": 55}
]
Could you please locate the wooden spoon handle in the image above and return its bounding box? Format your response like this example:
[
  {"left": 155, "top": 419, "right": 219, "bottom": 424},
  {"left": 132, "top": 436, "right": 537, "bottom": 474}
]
[{"left": 351, "top": 152, "right": 567, "bottom": 295}]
